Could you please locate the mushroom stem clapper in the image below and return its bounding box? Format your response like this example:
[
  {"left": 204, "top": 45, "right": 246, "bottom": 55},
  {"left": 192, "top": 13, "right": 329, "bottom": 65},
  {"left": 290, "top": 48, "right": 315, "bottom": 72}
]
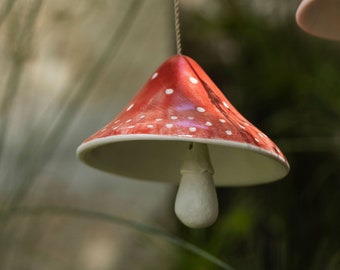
[{"left": 175, "top": 143, "right": 218, "bottom": 228}]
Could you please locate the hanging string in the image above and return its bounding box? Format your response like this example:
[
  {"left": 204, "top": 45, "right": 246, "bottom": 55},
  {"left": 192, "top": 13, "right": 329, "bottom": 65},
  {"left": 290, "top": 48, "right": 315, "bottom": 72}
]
[{"left": 173, "top": 0, "right": 182, "bottom": 54}]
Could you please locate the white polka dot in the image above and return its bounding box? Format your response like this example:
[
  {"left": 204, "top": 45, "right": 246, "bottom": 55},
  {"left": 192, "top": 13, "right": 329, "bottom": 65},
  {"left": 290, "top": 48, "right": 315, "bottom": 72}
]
[
  {"left": 189, "top": 127, "right": 197, "bottom": 132},
  {"left": 239, "top": 124, "right": 245, "bottom": 129},
  {"left": 255, "top": 138, "right": 260, "bottom": 143},
  {"left": 223, "top": 102, "right": 230, "bottom": 109},
  {"left": 112, "top": 126, "right": 119, "bottom": 130},
  {"left": 166, "top": 123, "right": 173, "bottom": 128},
  {"left": 244, "top": 122, "right": 250, "bottom": 126},
  {"left": 258, "top": 132, "right": 265, "bottom": 138},
  {"left": 205, "top": 121, "right": 212, "bottom": 126},
  {"left": 126, "top": 119, "right": 132, "bottom": 123},
  {"left": 147, "top": 124, "right": 154, "bottom": 128},
  {"left": 156, "top": 118, "right": 162, "bottom": 122},
  {"left": 187, "top": 116, "right": 194, "bottom": 120},
  {"left": 126, "top": 104, "right": 134, "bottom": 111},
  {"left": 165, "top": 88, "right": 174, "bottom": 95},
  {"left": 226, "top": 130, "right": 232, "bottom": 135},
  {"left": 189, "top": 77, "right": 198, "bottom": 84},
  {"left": 170, "top": 116, "right": 178, "bottom": 120},
  {"left": 139, "top": 115, "right": 145, "bottom": 119},
  {"left": 151, "top": 72, "right": 158, "bottom": 79},
  {"left": 114, "top": 120, "right": 120, "bottom": 123},
  {"left": 128, "top": 125, "right": 134, "bottom": 129},
  {"left": 219, "top": 119, "right": 226, "bottom": 123},
  {"left": 196, "top": 107, "right": 205, "bottom": 113}
]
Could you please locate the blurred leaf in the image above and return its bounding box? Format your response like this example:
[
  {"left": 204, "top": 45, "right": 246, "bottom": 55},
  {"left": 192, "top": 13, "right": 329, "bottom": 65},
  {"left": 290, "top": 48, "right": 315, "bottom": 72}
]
[{"left": 0, "top": 206, "right": 235, "bottom": 270}]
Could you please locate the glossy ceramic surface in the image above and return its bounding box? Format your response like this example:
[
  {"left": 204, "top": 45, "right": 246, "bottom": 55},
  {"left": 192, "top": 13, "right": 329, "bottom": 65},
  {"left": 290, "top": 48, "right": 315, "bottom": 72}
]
[
  {"left": 84, "top": 55, "right": 286, "bottom": 160},
  {"left": 77, "top": 55, "right": 289, "bottom": 185}
]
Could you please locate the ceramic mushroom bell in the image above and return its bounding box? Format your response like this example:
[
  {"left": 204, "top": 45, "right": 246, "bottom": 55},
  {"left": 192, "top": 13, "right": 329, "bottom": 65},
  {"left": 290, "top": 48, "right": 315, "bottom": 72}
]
[
  {"left": 77, "top": 55, "right": 290, "bottom": 228},
  {"left": 296, "top": 0, "right": 340, "bottom": 40}
]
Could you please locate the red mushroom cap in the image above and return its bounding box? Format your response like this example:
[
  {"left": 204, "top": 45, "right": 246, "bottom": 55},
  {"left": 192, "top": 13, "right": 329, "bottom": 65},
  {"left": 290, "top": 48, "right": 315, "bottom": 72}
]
[
  {"left": 296, "top": 0, "right": 340, "bottom": 40},
  {"left": 77, "top": 55, "right": 289, "bottom": 186}
]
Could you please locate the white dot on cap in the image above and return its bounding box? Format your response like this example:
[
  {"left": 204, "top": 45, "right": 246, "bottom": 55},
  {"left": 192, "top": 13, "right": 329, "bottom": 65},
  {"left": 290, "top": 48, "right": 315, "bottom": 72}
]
[
  {"left": 156, "top": 118, "right": 162, "bottom": 122},
  {"left": 166, "top": 123, "right": 173, "bottom": 128},
  {"left": 128, "top": 125, "right": 135, "bottom": 129},
  {"left": 170, "top": 116, "right": 178, "bottom": 120},
  {"left": 126, "top": 119, "right": 132, "bottom": 123},
  {"left": 151, "top": 72, "right": 158, "bottom": 79},
  {"left": 187, "top": 116, "right": 194, "bottom": 120},
  {"left": 165, "top": 88, "right": 174, "bottom": 95},
  {"left": 196, "top": 107, "right": 205, "bottom": 113},
  {"left": 205, "top": 121, "right": 212, "bottom": 126},
  {"left": 239, "top": 124, "right": 245, "bottom": 129},
  {"left": 223, "top": 101, "right": 230, "bottom": 109},
  {"left": 126, "top": 104, "right": 134, "bottom": 111},
  {"left": 189, "top": 127, "right": 197, "bottom": 132},
  {"left": 226, "top": 130, "right": 232, "bottom": 135},
  {"left": 219, "top": 119, "right": 226, "bottom": 123},
  {"left": 255, "top": 138, "right": 260, "bottom": 142},
  {"left": 147, "top": 124, "right": 154, "bottom": 128},
  {"left": 189, "top": 77, "right": 198, "bottom": 84}
]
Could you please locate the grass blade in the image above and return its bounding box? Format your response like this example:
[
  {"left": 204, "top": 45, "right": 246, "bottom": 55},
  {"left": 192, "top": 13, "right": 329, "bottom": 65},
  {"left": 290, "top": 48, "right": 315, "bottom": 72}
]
[{"left": 1, "top": 206, "right": 236, "bottom": 270}]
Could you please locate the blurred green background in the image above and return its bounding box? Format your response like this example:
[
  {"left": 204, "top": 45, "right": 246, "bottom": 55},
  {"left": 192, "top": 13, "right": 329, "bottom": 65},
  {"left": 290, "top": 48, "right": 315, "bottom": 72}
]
[{"left": 0, "top": 0, "right": 339, "bottom": 269}]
